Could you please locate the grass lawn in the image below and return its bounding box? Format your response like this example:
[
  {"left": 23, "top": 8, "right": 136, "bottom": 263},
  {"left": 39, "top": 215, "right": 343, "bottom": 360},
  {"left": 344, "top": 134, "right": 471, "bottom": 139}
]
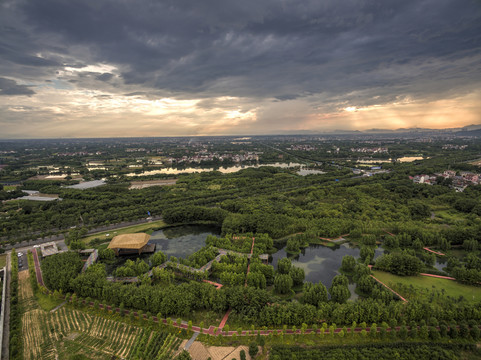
[
  {"left": 36, "top": 292, "right": 65, "bottom": 311},
  {"left": 0, "top": 254, "right": 7, "bottom": 268},
  {"left": 3, "top": 185, "right": 18, "bottom": 191},
  {"left": 82, "top": 220, "right": 166, "bottom": 245},
  {"left": 372, "top": 270, "right": 481, "bottom": 303}
]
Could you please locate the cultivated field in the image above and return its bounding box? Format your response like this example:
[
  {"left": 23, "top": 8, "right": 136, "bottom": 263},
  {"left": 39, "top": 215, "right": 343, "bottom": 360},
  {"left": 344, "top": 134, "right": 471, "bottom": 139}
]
[
  {"left": 19, "top": 269, "right": 181, "bottom": 359},
  {"left": 187, "top": 342, "right": 252, "bottom": 360}
]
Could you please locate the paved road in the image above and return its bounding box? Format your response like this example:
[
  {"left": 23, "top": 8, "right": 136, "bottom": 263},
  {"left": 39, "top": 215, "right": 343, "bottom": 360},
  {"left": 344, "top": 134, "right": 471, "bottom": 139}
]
[
  {"left": 1, "top": 216, "right": 163, "bottom": 250},
  {"left": 16, "top": 252, "right": 28, "bottom": 272},
  {"left": 184, "top": 332, "right": 199, "bottom": 351}
]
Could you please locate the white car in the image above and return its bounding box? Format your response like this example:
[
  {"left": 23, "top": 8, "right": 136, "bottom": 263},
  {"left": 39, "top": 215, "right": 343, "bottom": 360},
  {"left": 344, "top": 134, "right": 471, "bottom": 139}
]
[
  {"left": 17, "top": 252, "right": 23, "bottom": 257},
  {"left": 33, "top": 245, "right": 40, "bottom": 248}
]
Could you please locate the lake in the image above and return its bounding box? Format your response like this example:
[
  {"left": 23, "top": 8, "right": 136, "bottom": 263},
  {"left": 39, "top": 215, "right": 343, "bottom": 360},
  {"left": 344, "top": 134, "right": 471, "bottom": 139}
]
[{"left": 126, "top": 162, "right": 306, "bottom": 176}]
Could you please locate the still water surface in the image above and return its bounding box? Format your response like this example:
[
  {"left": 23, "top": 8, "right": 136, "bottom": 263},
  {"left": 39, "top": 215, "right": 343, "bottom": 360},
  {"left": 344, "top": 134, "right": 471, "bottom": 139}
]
[
  {"left": 270, "top": 243, "right": 384, "bottom": 289},
  {"left": 106, "top": 225, "right": 220, "bottom": 273},
  {"left": 126, "top": 162, "right": 323, "bottom": 176}
]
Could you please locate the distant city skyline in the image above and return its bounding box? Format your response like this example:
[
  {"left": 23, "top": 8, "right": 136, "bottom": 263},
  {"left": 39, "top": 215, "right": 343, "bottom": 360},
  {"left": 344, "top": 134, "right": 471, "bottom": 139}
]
[{"left": 1, "top": 0, "right": 481, "bottom": 138}]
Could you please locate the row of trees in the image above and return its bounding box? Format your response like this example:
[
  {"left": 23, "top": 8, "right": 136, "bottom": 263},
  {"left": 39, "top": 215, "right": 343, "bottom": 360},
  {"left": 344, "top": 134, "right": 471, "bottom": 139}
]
[
  {"left": 9, "top": 251, "right": 22, "bottom": 360},
  {"left": 270, "top": 343, "right": 476, "bottom": 360}
]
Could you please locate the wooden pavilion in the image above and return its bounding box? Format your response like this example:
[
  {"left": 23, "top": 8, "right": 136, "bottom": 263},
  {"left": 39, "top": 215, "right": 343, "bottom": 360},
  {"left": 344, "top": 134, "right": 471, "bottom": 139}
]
[{"left": 107, "top": 233, "right": 154, "bottom": 256}]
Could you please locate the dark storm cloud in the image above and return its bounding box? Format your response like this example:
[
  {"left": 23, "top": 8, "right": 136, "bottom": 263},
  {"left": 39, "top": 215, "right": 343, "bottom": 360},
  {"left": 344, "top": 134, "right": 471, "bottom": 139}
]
[
  {"left": 0, "top": 77, "right": 35, "bottom": 96},
  {"left": 95, "top": 73, "right": 114, "bottom": 82},
  {"left": 2, "top": 0, "right": 481, "bottom": 107}
]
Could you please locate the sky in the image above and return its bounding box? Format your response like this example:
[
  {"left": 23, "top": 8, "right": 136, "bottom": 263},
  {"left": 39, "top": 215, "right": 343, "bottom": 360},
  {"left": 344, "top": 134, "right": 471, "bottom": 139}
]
[{"left": 1, "top": 0, "right": 481, "bottom": 138}]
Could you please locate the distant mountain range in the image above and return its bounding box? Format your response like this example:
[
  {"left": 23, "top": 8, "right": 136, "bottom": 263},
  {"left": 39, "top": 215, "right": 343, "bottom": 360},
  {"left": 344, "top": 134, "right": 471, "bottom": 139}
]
[{"left": 326, "top": 124, "right": 481, "bottom": 135}]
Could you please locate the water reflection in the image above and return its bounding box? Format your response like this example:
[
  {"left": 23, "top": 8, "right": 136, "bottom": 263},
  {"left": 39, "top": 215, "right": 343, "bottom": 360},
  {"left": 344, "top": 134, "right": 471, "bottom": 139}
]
[
  {"left": 148, "top": 225, "right": 221, "bottom": 258},
  {"left": 270, "top": 243, "right": 384, "bottom": 291},
  {"left": 105, "top": 225, "right": 220, "bottom": 274},
  {"left": 127, "top": 162, "right": 304, "bottom": 176},
  {"left": 296, "top": 168, "right": 326, "bottom": 176},
  {"left": 397, "top": 156, "right": 425, "bottom": 162},
  {"left": 434, "top": 258, "right": 447, "bottom": 272}
]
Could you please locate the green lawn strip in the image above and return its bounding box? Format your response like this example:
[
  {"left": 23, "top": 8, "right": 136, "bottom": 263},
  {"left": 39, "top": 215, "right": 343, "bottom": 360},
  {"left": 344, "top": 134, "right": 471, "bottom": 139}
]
[
  {"left": 36, "top": 292, "right": 65, "bottom": 311},
  {"left": 371, "top": 270, "right": 481, "bottom": 303},
  {"left": 82, "top": 220, "right": 167, "bottom": 245},
  {"left": 0, "top": 254, "right": 6, "bottom": 268}
]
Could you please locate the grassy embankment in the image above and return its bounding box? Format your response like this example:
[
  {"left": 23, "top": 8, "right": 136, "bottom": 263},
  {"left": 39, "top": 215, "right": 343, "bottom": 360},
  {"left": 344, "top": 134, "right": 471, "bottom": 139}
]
[
  {"left": 0, "top": 253, "right": 7, "bottom": 268},
  {"left": 82, "top": 220, "right": 167, "bottom": 246},
  {"left": 372, "top": 270, "right": 481, "bottom": 303}
]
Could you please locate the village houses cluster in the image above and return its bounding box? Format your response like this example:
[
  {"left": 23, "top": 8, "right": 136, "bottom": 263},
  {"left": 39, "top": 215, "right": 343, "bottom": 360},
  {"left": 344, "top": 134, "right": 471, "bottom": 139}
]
[
  {"left": 411, "top": 170, "right": 480, "bottom": 192},
  {"left": 164, "top": 151, "right": 260, "bottom": 164},
  {"left": 350, "top": 147, "right": 388, "bottom": 153}
]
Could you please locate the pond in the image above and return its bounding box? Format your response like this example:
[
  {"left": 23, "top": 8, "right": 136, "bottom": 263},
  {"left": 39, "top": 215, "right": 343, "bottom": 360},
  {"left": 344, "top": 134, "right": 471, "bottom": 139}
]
[
  {"left": 434, "top": 257, "right": 448, "bottom": 272},
  {"left": 105, "top": 224, "right": 220, "bottom": 274},
  {"left": 148, "top": 224, "right": 220, "bottom": 259},
  {"left": 126, "top": 162, "right": 305, "bottom": 176},
  {"left": 270, "top": 243, "right": 385, "bottom": 299}
]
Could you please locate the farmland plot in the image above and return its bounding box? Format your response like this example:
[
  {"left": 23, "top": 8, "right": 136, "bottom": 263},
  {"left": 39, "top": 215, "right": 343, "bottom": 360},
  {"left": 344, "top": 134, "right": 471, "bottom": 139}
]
[
  {"left": 18, "top": 270, "right": 37, "bottom": 311},
  {"left": 19, "top": 269, "right": 182, "bottom": 360}
]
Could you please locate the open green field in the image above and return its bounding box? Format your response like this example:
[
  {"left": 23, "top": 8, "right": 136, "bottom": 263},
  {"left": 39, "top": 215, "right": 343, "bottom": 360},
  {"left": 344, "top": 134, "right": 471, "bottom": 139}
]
[
  {"left": 82, "top": 220, "right": 166, "bottom": 245},
  {"left": 372, "top": 270, "right": 481, "bottom": 303},
  {"left": 0, "top": 254, "right": 7, "bottom": 268}
]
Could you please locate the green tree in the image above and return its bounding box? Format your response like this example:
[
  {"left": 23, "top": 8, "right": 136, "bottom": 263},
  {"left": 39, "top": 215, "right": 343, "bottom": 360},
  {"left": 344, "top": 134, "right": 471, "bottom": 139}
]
[
  {"left": 277, "top": 258, "right": 292, "bottom": 274},
  {"left": 274, "top": 274, "right": 293, "bottom": 294},
  {"left": 289, "top": 267, "right": 305, "bottom": 286},
  {"left": 341, "top": 255, "right": 356, "bottom": 273},
  {"left": 249, "top": 342, "right": 258, "bottom": 357}
]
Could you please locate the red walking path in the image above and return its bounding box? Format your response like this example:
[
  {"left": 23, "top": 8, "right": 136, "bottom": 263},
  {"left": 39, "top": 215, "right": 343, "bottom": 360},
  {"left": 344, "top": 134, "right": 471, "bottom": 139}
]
[
  {"left": 419, "top": 273, "right": 455, "bottom": 280},
  {"left": 370, "top": 274, "right": 408, "bottom": 302},
  {"left": 423, "top": 247, "right": 445, "bottom": 256},
  {"left": 218, "top": 309, "right": 232, "bottom": 331}
]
